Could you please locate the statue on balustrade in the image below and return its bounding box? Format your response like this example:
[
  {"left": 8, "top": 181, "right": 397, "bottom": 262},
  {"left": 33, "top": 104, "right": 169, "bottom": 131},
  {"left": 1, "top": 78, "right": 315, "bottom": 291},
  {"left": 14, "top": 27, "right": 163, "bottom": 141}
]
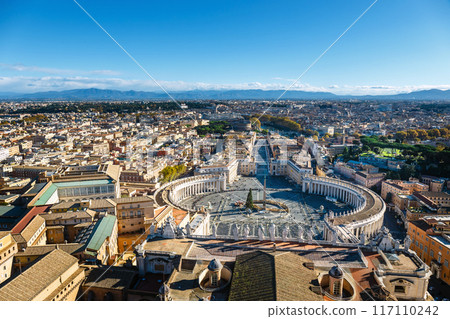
[
  {"left": 243, "top": 224, "right": 250, "bottom": 239},
  {"left": 360, "top": 231, "right": 365, "bottom": 245},
  {"left": 258, "top": 225, "right": 265, "bottom": 241},
  {"left": 211, "top": 223, "right": 217, "bottom": 239},
  {"left": 232, "top": 224, "right": 239, "bottom": 241},
  {"left": 269, "top": 223, "right": 276, "bottom": 241},
  {"left": 282, "top": 225, "right": 289, "bottom": 241},
  {"left": 404, "top": 235, "right": 412, "bottom": 251},
  {"left": 297, "top": 225, "right": 303, "bottom": 241}
]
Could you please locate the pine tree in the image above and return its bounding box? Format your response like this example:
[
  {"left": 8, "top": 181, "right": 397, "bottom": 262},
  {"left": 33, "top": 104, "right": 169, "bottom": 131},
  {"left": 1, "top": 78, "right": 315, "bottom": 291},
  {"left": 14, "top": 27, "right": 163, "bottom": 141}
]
[{"left": 246, "top": 189, "right": 254, "bottom": 210}]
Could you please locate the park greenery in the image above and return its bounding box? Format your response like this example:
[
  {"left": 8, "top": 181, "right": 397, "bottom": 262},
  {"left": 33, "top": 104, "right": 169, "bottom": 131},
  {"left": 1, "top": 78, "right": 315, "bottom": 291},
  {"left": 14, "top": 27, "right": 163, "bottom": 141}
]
[
  {"left": 358, "top": 135, "right": 450, "bottom": 178},
  {"left": 159, "top": 164, "right": 187, "bottom": 183},
  {"left": 195, "top": 121, "right": 231, "bottom": 136}
]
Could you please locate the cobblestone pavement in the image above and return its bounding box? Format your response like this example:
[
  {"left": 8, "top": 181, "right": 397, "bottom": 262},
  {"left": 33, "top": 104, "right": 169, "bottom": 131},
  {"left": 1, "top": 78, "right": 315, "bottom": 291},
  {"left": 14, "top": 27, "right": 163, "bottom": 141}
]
[{"left": 181, "top": 175, "right": 351, "bottom": 239}]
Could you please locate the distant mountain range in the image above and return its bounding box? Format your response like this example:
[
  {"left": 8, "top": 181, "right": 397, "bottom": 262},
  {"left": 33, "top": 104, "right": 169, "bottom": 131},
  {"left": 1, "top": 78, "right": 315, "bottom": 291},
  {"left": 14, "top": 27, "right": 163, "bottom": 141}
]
[{"left": 1, "top": 88, "right": 450, "bottom": 101}]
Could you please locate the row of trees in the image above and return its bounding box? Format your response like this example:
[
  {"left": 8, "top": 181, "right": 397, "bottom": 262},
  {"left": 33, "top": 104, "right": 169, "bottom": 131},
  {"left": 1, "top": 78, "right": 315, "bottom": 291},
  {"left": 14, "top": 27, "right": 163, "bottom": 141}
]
[
  {"left": 395, "top": 126, "right": 450, "bottom": 142},
  {"left": 385, "top": 165, "right": 417, "bottom": 181},
  {"left": 12, "top": 101, "right": 212, "bottom": 114},
  {"left": 159, "top": 164, "right": 187, "bottom": 183},
  {"left": 256, "top": 114, "right": 302, "bottom": 133},
  {"left": 24, "top": 114, "right": 50, "bottom": 123}
]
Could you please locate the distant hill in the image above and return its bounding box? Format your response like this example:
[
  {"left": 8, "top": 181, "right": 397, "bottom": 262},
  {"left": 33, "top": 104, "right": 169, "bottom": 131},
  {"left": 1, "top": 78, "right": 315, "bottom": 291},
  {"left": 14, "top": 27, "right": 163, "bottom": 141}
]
[
  {"left": 1, "top": 88, "right": 450, "bottom": 101},
  {"left": 371, "top": 89, "right": 450, "bottom": 100}
]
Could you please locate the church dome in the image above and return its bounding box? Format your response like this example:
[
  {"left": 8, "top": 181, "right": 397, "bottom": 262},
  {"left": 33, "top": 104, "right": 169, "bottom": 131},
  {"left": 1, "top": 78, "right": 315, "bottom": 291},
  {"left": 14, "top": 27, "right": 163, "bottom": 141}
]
[
  {"left": 329, "top": 265, "right": 344, "bottom": 279},
  {"left": 208, "top": 258, "right": 223, "bottom": 271}
]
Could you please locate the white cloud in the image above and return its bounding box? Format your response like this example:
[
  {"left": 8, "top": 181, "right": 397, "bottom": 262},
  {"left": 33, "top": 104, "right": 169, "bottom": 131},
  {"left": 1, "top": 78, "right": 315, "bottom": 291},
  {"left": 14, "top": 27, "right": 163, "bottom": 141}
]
[
  {"left": 0, "top": 63, "right": 121, "bottom": 76},
  {"left": 0, "top": 75, "right": 449, "bottom": 95}
]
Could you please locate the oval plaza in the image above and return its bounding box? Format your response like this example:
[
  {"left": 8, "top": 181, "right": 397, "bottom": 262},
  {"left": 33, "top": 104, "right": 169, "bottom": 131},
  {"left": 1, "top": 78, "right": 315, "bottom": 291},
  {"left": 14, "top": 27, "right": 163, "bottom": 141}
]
[{"left": 156, "top": 161, "right": 385, "bottom": 244}]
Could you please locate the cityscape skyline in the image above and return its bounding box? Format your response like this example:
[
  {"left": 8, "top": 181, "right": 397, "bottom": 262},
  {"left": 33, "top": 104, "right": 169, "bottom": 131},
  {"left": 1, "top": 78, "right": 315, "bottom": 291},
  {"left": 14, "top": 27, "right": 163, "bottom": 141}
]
[
  {"left": 1, "top": 0, "right": 450, "bottom": 95},
  {"left": 1, "top": 0, "right": 450, "bottom": 309}
]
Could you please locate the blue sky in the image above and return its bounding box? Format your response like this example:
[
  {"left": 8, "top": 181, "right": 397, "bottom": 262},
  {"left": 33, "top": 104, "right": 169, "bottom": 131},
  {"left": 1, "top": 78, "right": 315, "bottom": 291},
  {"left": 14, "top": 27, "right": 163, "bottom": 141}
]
[{"left": 0, "top": 0, "right": 449, "bottom": 94}]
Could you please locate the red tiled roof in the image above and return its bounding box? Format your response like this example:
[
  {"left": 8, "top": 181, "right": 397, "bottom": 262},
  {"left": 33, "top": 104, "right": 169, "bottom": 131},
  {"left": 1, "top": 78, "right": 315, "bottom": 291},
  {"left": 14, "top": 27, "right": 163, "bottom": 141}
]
[
  {"left": 11, "top": 205, "right": 51, "bottom": 234},
  {"left": 172, "top": 209, "right": 188, "bottom": 225}
]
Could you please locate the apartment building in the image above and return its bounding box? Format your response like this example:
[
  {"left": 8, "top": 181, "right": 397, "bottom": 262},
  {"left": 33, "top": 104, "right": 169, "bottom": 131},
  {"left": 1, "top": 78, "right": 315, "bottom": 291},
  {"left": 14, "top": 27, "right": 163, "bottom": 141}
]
[
  {"left": 42, "top": 210, "right": 95, "bottom": 242},
  {"left": 75, "top": 214, "right": 118, "bottom": 265},
  {"left": 0, "top": 249, "right": 85, "bottom": 301},
  {"left": 407, "top": 217, "right": 450, "bottom": 285},
  {"left": 0, "top": 231, "right": 17, "bottom": 284},
  {"left": 354, "top": 171, "right": 386, "bottom": 188},
  {"left": 113, "top": 196, "right": 155, "bottom": 235},
  {"left": 381, "top": 179, "right": 429, "bottom": 201},
  {"left": 11, "top": 215, "right": 47, "bottom": 250}
]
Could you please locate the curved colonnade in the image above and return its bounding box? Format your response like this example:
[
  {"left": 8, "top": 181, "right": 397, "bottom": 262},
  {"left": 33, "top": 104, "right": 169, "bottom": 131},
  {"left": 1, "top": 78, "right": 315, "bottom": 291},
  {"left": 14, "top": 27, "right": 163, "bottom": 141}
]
[
  {"left": 303, "top": 175, "right": 385, "bottom": 241},
  {"left": 154, "top": 174, "right": 227, "bottom": 212}
]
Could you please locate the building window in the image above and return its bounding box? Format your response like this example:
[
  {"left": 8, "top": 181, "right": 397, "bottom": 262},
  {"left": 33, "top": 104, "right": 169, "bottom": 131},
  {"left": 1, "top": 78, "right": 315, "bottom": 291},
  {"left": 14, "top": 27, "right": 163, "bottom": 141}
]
[
  {"left": 211, "top": 272, "right": 218, "bottom": 286},
  {"left": 333, "top": 281, "right": 341, "bottom": 295},
  {"left": 430, "top": 250, "right": 434, "bottom": 258},
  {"left": 394, "top": 286, "right": 406, "bottom": 293}
]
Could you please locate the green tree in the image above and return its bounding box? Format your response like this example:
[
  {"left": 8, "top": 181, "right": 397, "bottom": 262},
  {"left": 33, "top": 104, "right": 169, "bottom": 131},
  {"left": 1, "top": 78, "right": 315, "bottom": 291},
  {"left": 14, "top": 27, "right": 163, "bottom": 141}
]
[
  {"left": 439, "top": 128, "right": 449, "bottom": 138},
  {"left": 406, "top": 129, "right": 418, "bottom": 140},
  {"left": 399, "top": 164, "right": 416, "bottom": 180},
  {"left": 245, "top": 189, "right": 255, "bottom": 210},
  {"left": 160, "top": 164, "right": 187, "bottom": 183},
  {"left": 395, "top": 131, "right": 407, "bottom": 142},
  {"left": 416, "top": 129, "right": 428, "bottom": 140},
  {"left": 428, "top": 128, "right": 441, "bottom": 138}
]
